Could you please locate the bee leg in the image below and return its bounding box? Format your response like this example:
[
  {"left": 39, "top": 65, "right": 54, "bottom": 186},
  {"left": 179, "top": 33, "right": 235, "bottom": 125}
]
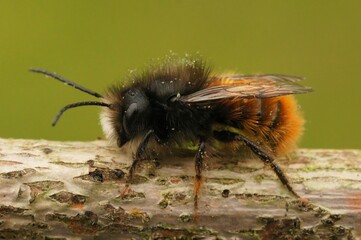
[
  {"left": 236, "top": 134, "right": 308, "bottom": 204},
  {"left": 193, "top": 140, "right": 206, "bottom": 222},
  {"left": 127, "top": 129, "right": 155, "bottom": 183}
]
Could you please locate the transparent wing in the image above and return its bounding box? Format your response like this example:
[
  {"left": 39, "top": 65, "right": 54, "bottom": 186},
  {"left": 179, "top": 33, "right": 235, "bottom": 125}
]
[
  {"left": 225, "top": 74, "right": 304, "bottom": 82},
  {"left": 180, "top": 74, "right": 312, "bottom": 103}
]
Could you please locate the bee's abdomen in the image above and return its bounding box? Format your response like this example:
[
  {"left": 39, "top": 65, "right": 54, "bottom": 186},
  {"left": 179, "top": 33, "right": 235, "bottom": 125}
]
[{"left": 215, "top": 96, "right": 304, "bottom": 156}]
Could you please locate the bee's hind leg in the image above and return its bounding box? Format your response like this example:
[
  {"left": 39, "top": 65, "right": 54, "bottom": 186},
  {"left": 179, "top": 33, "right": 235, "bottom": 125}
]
[
  {"left": 193, "top": 140, "right": 206, "bottom": 222},
  {"left": 235, "top": 134, "right": 308, "bottom": 205}
]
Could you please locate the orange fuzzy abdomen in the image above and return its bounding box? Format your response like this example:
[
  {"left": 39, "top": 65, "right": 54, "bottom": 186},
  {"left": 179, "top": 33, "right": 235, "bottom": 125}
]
[{"left": 215, "top": 95, "right": 304, "bottom": 156}]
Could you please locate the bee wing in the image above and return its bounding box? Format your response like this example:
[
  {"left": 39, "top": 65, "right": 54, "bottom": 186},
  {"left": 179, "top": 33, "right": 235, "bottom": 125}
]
[
  {"left": 225, "top": 74, "right": 304, "bottom": 82},
  {"left": 180, "top": 74, "right": 312, "bottom": 103}
]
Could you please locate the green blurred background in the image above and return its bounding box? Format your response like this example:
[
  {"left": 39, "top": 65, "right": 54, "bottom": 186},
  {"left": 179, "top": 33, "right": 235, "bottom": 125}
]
[{"left": 0, "top": 1, "right": 360, "bottom": 149}]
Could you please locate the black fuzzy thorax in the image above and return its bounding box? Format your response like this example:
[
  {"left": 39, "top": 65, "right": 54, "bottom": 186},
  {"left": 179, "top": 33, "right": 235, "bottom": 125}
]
[{"left": 142, "top": 58, "right": 212, "bottom": 143}]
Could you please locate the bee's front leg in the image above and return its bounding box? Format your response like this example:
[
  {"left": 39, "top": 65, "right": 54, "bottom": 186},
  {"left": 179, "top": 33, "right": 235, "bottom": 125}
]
[{"left": 127, "top": 129, "right": 155, "bottom": 183}]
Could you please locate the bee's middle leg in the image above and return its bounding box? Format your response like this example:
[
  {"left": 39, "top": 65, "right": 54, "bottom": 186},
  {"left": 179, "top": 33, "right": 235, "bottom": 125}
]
[{"left": 193, "top": 140, "right": 206, "bottom": 221}]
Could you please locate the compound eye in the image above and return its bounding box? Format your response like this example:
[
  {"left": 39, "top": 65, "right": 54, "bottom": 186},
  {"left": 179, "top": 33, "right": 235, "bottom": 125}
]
[
  {"left": 123, "top": 103, "right": 138, "bottom": 136},
  {"left": 125, "top": 103, "right": 138, "bottom": 120}
]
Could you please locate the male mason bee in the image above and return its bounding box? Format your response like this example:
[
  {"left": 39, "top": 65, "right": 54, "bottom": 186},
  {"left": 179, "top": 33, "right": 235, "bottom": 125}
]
[{"left": 31, "top": 55, "right": 312, "bottom": 218}]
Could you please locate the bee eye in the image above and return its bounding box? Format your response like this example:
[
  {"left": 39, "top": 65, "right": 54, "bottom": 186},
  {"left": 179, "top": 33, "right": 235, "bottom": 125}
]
[
  {"left": 123, "top": 103, "right": 137, "bottom": 136},
  {"left": 125, "top": 103, "right": 138, "bottom": 120},
  {"left": 121, "top": 88, "right": 151, "bottom": 138}
]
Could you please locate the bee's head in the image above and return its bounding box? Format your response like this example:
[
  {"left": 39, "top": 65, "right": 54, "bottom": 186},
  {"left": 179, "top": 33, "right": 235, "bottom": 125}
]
[
  {"left": 30, "top": 69, "right": 149, "bottom": 147},
  {"left": 101, "top": 87, "right": 151, "bottom": 147}
]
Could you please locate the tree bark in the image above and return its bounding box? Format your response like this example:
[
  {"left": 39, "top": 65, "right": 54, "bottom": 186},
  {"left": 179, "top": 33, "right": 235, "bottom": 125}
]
[{"left": 0, "top": 138, "right": 360, "bottom": 239}]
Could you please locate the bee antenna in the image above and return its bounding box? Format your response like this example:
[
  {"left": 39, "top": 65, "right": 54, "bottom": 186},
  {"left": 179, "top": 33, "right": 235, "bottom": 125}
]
[
  {"left": 52, "top": 101, "right": 111, "bottom": 126},
  {"left": 29, "top": 68, "right": 104, "bottom": 98}
]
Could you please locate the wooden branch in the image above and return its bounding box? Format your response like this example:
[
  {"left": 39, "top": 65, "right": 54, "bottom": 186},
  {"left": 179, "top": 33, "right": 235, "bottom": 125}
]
[{"left": 0, "top": 138, "right": 360, "bottom": 239}]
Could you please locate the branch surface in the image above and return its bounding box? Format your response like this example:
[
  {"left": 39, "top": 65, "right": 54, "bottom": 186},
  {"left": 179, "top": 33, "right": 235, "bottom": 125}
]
[{"left": 0, "top": 138, "right": 360, "bottom": 239}]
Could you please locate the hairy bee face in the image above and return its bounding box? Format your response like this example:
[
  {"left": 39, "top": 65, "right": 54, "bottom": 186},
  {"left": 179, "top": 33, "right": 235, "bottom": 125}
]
[{"left": 101, "top": 87, "right": 151, "bottom": 147}]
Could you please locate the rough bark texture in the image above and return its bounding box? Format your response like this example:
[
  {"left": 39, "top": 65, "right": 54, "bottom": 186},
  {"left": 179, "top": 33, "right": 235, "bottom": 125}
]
[{"left": 0, "top": 138, "right": 360, "bottom": 239}]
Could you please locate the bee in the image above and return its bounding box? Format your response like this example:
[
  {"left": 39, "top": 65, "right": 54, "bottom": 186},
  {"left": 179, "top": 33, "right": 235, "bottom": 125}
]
[{"left": 30, "top": 55, "right": 312, "bottom": 219}]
